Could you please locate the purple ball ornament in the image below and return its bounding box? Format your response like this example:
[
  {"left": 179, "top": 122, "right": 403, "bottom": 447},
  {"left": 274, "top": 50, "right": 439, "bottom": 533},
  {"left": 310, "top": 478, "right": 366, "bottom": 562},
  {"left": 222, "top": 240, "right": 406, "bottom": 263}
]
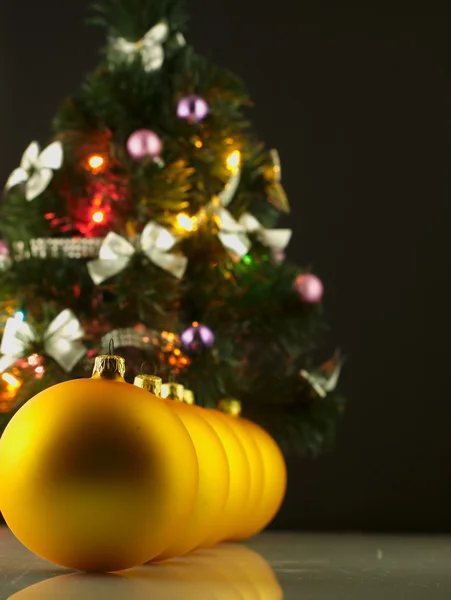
[
  {"left": 294, "top": 273, "right": 324, "bottom": 304},
  {"left": 127, "top": 129, "right": 163, "bottom": 160},
  {"left": 177, "top": 95, "right": 209, "bottom": 123},
  {"left": 181, "top": 322, "right": 215, "bottom": 352}
]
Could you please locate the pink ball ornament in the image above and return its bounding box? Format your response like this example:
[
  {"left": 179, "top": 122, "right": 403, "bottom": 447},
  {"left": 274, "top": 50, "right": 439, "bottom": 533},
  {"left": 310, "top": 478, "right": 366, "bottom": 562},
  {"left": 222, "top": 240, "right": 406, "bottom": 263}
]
[
  {"left": 126, "top": 129, "right": 162, "bottom": 160},
  {"left": 177, "top": 95, "right": 209, "bottom": 123},
  {"left": 271, "top": 249, "right": 286, "bottom": 265},
  {"left": 0, "top": 240, "right": 9, "bottom": 258},
  {"left": 295, "top": 274, "right": 324, "bottom": 303},
  {"left": 0, "top": 240, "right": 11, "bottom": 270}
]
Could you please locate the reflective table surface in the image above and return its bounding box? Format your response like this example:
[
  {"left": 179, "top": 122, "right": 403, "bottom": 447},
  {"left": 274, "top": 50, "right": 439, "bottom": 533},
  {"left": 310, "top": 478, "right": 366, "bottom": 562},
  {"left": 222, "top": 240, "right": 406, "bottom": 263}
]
[{"left": 0, "top": 528, "right": 450, "bottom": 599}]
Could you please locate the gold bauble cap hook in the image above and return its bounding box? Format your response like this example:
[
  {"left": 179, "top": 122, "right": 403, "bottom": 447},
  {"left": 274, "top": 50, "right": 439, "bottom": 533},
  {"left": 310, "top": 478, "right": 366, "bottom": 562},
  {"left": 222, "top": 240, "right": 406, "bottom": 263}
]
[
  {"left": 134, "top": 374, "right": 162, "bottom": 396},
  {"left": 218, "top": 399, "right": 242, "bottom": 417},
  {"left": 161, "top": 382, "right": 185, "bottom": 402},
  {"left": 92, "top": 339, "right": 126, "bottom": 381},
  {"left": 92, "top": 355, "right": 126, "bottom": 381},
  {"left": 183, "top": 389, "right": 195, "bottom": 405}
]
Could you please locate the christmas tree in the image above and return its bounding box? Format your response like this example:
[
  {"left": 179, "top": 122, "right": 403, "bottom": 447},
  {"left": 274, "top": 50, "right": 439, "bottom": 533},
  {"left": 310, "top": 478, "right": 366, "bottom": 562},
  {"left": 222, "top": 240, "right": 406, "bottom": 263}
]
[{"left": 0, "top": 0, "right": 344, "bottom": 452}]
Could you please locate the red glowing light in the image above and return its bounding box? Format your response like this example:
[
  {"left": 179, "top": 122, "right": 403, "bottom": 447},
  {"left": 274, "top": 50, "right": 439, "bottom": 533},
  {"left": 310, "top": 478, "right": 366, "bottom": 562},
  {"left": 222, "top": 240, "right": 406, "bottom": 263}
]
[{"left": 92, "top": 211, "right": 105, "bottom": 224}]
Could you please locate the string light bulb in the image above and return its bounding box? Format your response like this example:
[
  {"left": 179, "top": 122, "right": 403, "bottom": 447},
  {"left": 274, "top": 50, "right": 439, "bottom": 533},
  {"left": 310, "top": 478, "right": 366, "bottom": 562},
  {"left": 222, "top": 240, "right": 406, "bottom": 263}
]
[
  {"left": 88, "top": 155, "right": 105, "bottom": 172},
  {"left": 27, "top": 354, "right": 40, "bottom": 367},
  {"left": 226, "top": 150, "right": 241, "bottom": 173},
  {"left": 35, "top": 366, "right": 45, "bottom": 379},
  {"left": 1, "top": 372, "right": 22, "bottom": 391},
  {"left": 92, "top": 210, "right": 105, "bottom": 224},
  {"left": 176, "top": 213, "right": 197, "bottom": 232}
]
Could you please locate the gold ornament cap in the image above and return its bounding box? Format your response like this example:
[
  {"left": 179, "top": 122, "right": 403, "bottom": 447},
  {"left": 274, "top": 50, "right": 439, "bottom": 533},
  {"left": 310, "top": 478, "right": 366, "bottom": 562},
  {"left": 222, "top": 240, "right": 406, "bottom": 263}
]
[
  {"left": 92, "top": 354, "right": 126, "bottom": 381},
  {"left": 134, "top": 374, "right": 162, "bottom": 397},
  {"left": 183, "top": 389, "right": 195, "bottom": 405},
  {"left": 161, "top": 382, "right": 185, "bottom": 402},
  {"left": 218, "top": 398, "right": 242, "bottom": 417}
]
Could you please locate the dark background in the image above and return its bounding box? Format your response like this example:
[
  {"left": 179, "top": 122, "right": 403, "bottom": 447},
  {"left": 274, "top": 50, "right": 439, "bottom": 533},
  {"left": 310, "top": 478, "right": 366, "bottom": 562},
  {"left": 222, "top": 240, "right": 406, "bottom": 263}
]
[{"left": 0, "top": 1, "right": 449, "bottom": 532}]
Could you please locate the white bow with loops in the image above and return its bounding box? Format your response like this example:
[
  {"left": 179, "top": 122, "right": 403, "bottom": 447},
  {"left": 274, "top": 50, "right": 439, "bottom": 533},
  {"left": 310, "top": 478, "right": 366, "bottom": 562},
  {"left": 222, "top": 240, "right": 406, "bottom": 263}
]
[
  {"left": 203, "top": 166, "right": 292, "bottom": 257},
  {"left": 5, "top": 141, "right": 63, "bottom": 201},
  {"left": 87, "top": 221, "right": 188, "bottom": 284},
  {"left": 0, "top": 309, "right": 86, "bottom": 373},
  {"left": 109, "top": 22, "right": 177, "bottom": 72},
  {"left": 196, "top": 167, "right": 252, "bottom": 257},
  {"left": 238, "top": 213, "right": 292, "bottom": 252}
]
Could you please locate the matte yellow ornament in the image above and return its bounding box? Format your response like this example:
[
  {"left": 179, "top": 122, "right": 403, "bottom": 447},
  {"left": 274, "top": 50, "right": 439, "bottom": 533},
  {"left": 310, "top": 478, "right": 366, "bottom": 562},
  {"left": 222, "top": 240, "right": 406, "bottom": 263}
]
[
  {"left": 200, "top": 407, "right": 251, "bottom": 546},
  {"left": 244, "top": 419, "right": 286, "bottom": 535},
  {"left": 134, "top": 378, "right": 230, "bottom": 560},
  {"left": 0, "top": 355, "right": 199, "bottom": 572},
  {"left": 217, "top": 400, "right": 265, "bottom": 541},
  {"left": 218, "top": 400, "right": 287, "bottom": 538}
]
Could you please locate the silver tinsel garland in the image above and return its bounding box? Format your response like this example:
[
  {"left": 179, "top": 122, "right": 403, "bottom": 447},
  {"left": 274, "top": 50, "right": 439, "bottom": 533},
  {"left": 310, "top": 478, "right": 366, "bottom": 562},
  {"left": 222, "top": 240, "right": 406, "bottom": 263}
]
[
  {"left": 100, "top": 328, "right": 156, "bottom": 353},
  {"left": 13, "top": 238, "right": 103, "bottom": 261}
]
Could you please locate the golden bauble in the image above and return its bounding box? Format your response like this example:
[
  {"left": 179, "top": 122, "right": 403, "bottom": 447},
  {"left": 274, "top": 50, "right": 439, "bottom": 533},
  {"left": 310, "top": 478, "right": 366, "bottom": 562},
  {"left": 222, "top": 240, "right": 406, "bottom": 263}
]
[
  {"left": 155, "top": 401, "right": 230, "bottom": 560},
  {"left": 219, "top": 415, "right": 265, "bottom": 541},
  {"left": 240, "top": 419, "right": 287, "bottom": 536},
  {"left": 0, "top": 378, "right": 199, "bottom": 572},
  {"left": 199, "top": 409, "right": 251, "bottom": 546},
  {"left": 216, "top": 400, "right": 287, "bottom": 538}
]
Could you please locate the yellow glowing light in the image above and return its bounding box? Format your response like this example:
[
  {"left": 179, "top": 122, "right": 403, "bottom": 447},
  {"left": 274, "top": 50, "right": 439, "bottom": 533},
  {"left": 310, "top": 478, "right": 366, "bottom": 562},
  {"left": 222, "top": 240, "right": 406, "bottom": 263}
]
[
  {"left": 177, "top": 213, "right": 197, "bottom": 232},
  {"left": 88, "top": 155, "right": 104, "bottom": 170},
  {"left": 194, "top": 139, "right": 203, "bottom": 148},
  {"left": 226, "top": 150, "right": 241, "bottom": 172},
  {"left": 1, "top": 372, "right": 21, "bottom": 389},
  {"left": 92, "top": 211, "right": 105, "bottom": 224},
  {"left": 192, "top": 321, "right": 199, "bottom": 328}
]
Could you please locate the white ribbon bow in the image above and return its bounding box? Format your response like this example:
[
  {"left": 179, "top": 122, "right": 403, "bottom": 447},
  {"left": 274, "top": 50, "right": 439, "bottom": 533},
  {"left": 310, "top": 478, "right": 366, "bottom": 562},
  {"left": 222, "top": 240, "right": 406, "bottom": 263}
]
[
  {"left": 87, "top": 221, "right": 188, "bottom": 284},
  {"left": 266, "top": 149, "right": 290, "bottom": 213},
  {"left": 197, "top": 159, "right": 292, "bottom": 258},
  {"left": 109, "top": 22, "right": 170, "bottom": 72},
  {"left": 238, "top": 213, "right": 292, "bottom": 252},
  {"left": 5, "top": 141, "right": 63, "bottom": 201},
  {"left": 197, "top": 167, "right": 251, "bottom": 257},
  {"left": 0, "top": 309, "right": 86, "bottom": 373},
  {"left": 216, "top": 206, "right": 252, "bottom": 258},
  {"left": 217, "top": 212, "right": 292, "bottom": 258},
  {"left": 300, "top": 351, "right": 345, "bottom": 398}
]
